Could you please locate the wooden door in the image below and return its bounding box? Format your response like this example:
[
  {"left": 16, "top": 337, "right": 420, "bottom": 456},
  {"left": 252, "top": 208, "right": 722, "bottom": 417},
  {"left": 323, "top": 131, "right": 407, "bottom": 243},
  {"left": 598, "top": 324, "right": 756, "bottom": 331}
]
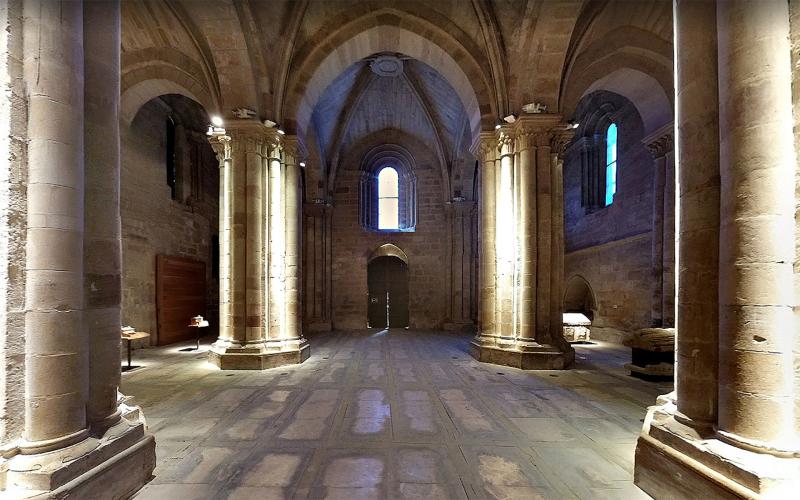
[
  {"left": 156, "top": 255, "right": 206, "bottom": 345},
  {"left": 367, "top": 256, "right": 409, "bottom": 328}
]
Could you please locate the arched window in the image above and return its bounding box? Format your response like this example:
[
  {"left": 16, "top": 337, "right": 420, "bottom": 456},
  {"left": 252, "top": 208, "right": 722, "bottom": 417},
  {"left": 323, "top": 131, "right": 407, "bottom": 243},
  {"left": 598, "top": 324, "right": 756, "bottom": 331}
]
[
  {"left": 605, "top": 123, "right": 617, "bottom": 206},
  {"left": 359, "top": 145, "right": 417, "bottom": 232},
  {"left": 377, "top": 167, "right": 399, "bottom": 229}
]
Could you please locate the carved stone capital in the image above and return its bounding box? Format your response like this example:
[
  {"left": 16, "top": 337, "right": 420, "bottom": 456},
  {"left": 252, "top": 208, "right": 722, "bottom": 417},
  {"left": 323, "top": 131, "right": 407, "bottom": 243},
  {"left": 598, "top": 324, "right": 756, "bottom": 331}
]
[
  {"left": 497, "top": 129, "right": 515, "bottom": 157},
  {"left": 642, "top": 123, "right": 675, "bottom": 159},
  {"left": 476, "top": 132, "right": 498, "bottom": 164},
  {"left": 208, "top": 134, "right": 231, "bottom": 164},
  {"left": 550, "top": 127, "right": 576, "bottom": 157}
]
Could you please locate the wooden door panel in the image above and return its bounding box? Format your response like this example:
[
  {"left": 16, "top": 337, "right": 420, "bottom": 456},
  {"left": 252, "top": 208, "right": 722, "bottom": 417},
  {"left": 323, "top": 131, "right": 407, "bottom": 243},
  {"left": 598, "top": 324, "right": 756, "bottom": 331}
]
[
  {"left": 156, "top": 255, "right": 206, "bottom": 345},
  {"left": 387, "top": 259, "right": 409, "bottom": 328},
  {"left": 367, "top": 258, "right": 387, "bottom": 328}
]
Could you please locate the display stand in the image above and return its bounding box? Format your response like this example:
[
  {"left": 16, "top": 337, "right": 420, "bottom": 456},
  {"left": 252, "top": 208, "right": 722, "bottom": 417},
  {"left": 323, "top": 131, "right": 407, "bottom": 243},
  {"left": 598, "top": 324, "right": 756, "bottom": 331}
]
[{"left": 121, "top": 331, "right": 150, "bottom": 372}]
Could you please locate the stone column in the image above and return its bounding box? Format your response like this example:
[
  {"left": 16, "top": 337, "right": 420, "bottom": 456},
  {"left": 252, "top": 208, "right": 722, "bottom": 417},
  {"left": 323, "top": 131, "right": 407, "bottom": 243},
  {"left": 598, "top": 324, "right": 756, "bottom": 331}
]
[
  {"left": 716, "top": 0, "right": 796, "bottom": 453},
  {"left": 477, "top": 132, "right": 497, "bottom": 336},
  {"left": 280, "top": 139, "right": 304, "bottom": 348},
  {"left": 635, "top": 1, "right": 800, "bottom": 497},
  {"left": 471, "top": 116, "right": 575, "bottom": 369},
  {"left": 444, "top": 200, "right": 476, "bottom": 331},
  {"left": 642, "top": 126, "right": 674, "bottom": 328},
  {"left": 20, "top": 0, "right": 87, "bottom": 455},
  {"left": 84, "top": 0, "right": 123, "bottom": 432},
  {"left": 550, "top": 131, "right": 572, "bottom": 344},
  {"left": 495, "top": 130, "right": 515, "bottom": 337},
  {"left": 517, "top": 129, "right": 536, "bottom": 340},
  {"left": 674, "top": 0, "right": 720, "bottom": 427},
  {"left": 303, "top": 200, "right": 333, "bottom": 333},
  {"left": 207, "top": 123, "right": 309, "bottom": 369}
]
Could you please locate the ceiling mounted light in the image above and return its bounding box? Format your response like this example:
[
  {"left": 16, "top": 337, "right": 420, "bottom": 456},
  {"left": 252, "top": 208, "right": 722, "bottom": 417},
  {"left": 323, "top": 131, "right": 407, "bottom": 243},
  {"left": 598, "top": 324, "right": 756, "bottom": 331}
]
[
  {"left": 210, "top": 115, "right": 224, "bottom": 127},
  {"left": 494, "top": 122, "right": 502, "bottom": 130},
  {"left": 277, "top": 128, "right": 286, "bottom": 135},
  {"left": 299, "top": 161, "right": 306, "bottom": 167}
]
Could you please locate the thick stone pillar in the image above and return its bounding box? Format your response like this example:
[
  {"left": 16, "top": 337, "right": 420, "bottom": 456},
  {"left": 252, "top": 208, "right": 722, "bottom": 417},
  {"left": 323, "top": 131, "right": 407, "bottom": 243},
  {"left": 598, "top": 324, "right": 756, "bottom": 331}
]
[
  {"left": 444, "top": 200, "right": 477, "bottom": 331},
  {"left": 716, "top": 0, "right": 796, "bottom": 454},
  {"left": 207, "top": 123, "right": 309, "bottom": 369},
  {"left": 303, "top": 200, "right": 333, "bottom": 333},
  {"left": 635, "top": 1, "right": 800, "bottom": 497},
  {"left": 3, "top": 2, "right": 155, "bottom": 496},
  {"left": 471, "top": 116, "right": 575, "bottom": 369},
  {"left": 84, "top": 0, "right": 123, "bottom": 432},
  {"left": 20, "top": 0, "right": 87, "bottom": 456}
]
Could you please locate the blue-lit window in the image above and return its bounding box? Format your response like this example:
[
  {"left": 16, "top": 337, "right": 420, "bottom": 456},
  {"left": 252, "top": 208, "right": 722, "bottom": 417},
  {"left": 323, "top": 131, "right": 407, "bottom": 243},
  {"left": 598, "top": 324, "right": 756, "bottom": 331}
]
[
  {"left": 605, "top": 123, "right": 617, "bottom": 206},
  {"left": 378, "top": 167, "right": 399, "bottom": 229}
]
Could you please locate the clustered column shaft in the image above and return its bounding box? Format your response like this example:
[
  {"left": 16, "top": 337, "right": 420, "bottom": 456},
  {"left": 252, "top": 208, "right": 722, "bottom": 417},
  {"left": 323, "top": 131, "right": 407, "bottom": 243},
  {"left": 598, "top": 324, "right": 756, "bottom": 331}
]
[
  {"left": 472, "top": 116, "right": 575, "bottom": 370},
  {"left": 208, "top": 123, "right": 308, "bottom": 370}
]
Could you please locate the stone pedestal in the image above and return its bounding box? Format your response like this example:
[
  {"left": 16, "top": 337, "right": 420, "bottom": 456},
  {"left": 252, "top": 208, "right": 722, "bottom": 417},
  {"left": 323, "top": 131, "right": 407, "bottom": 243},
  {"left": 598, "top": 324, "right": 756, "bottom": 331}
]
[
  {"left": 470, "top": 335, "right": 574, "bottom": 370},
  {"left": 637, "top": 401, "right": 799, "bottom": 499},
  {"left": 208, "top": 338, "right": 310, "bottom": 370}
]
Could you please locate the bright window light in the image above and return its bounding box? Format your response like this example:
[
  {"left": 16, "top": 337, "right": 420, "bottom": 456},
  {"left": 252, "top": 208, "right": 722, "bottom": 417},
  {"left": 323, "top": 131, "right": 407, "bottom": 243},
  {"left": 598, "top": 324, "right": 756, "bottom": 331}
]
[
  {"left": 605, "top": 123, "right": 617, "bottom": 206},
  {"left": 378, "top": 166, "right": 399, "bottom": 229}
]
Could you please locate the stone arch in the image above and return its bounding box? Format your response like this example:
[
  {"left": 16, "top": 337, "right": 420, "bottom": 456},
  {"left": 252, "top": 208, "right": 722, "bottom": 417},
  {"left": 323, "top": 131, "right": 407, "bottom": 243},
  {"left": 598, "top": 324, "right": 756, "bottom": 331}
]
[
  {"left": 564, "top": 275, "right": 597, "bottom": 320},
  {"left": 283, "top": 9, "right": 494, "bottom": 146},
  {"left": 369, "top": 244, "right": 409, "bottom": 265},
  {"left": 121, "top": 65, "right": 218, "bottom": 126},
  {"left": 560, "top": 27, "right": 673, "bottom": 135}
]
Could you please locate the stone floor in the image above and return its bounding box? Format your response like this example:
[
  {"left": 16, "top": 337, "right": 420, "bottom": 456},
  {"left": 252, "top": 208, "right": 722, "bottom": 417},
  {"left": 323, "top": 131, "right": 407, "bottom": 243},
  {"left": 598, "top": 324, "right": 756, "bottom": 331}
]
[{"left": 123, "top": 330, "right": 671, "bottom": 499}]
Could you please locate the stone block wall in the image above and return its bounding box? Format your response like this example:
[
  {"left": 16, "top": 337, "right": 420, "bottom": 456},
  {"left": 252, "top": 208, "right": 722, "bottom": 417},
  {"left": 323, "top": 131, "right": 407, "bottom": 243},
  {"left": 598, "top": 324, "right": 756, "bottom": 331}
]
[
  {"left": 121, "top": 97, "right": 219, "bottom": 345},
  {"left": 563, "top": 90, "right": 670, "bottom": 342},
  {"left": 330, "top": 163, "right": 448, "bottom": 330}
]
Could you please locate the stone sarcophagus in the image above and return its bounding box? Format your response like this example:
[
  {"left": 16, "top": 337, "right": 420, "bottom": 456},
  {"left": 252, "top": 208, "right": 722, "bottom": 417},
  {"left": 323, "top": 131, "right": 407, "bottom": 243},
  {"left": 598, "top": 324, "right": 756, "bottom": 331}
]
[{"left": 562, "top": 312, "right": 591, "bottom": 342}]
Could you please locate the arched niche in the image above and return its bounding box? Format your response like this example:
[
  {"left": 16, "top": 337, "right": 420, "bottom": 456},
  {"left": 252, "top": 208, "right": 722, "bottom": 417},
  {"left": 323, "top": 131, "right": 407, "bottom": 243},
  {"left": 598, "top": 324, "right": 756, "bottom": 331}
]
[{"left": 564, "top": 275, "right": 597, "bottom": 321}]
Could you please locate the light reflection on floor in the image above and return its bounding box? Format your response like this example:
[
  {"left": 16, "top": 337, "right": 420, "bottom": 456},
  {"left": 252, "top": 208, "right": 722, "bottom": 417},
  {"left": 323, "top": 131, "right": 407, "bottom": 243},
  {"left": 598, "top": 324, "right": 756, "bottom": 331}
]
[{"left": 123, "top": 330, "right": 670, "bottom": 499}]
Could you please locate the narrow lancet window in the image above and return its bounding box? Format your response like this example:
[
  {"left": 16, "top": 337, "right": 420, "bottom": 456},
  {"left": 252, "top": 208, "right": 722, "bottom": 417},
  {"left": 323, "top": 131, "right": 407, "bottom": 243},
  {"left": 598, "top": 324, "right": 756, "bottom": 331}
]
[
  {"left": 605, "top": 123, "right": 617, "bottom": 206},
  {"left": 378, "top": 166, "right": 399, "bottom": 229}
]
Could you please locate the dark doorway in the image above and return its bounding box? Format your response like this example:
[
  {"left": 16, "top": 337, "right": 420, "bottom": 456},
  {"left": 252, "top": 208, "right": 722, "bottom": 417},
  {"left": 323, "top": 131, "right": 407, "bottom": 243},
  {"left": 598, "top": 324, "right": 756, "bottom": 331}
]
[{"left": 367, "top": 256, "right": 409, "bottom": 328}]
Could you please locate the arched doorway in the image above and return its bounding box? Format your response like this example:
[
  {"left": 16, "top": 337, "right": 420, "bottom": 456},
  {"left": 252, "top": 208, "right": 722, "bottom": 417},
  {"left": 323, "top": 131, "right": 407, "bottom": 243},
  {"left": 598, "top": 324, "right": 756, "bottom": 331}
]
[{"left": 367, "top": 255, "right": 409, "bottom": 328}]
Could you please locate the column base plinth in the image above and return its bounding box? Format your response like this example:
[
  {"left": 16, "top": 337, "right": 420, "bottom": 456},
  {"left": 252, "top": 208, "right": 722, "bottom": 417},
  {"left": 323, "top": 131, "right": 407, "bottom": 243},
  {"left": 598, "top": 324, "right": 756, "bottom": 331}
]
[
  {"left": 635, "top": 399, "right": 800, "bottom": 499},
  {"left": 208, "top": 337, "right": 310, "bottom": 370},
  {"left": 2, "top": 414, "right": 155, "bottom": 498},
  {"left": 470, "top": 334, "right": 575, "bottom": 370}
]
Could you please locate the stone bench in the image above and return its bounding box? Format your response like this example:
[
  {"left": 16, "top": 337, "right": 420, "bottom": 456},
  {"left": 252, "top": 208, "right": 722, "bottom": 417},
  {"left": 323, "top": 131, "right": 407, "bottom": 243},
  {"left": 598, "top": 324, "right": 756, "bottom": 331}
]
[{"left": 623, "top": 327, "right": 675, "bottom": 378}]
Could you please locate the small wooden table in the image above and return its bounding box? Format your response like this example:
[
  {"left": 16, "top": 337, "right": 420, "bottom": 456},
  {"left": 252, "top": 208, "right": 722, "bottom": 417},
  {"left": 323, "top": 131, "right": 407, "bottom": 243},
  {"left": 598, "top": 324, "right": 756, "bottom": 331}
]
[{"left": 121, "top": 331, "right": 150, "bottom": 371}]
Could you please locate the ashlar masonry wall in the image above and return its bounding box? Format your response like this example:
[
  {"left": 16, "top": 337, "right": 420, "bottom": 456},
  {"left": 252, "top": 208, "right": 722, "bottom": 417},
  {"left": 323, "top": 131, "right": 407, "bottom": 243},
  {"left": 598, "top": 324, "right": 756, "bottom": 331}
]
[
  {"left": 330, "top": 140, "right": 449, "bottom": 329},
  {"left": 120, "top": 97, "right": 219, "bottom": 344}
]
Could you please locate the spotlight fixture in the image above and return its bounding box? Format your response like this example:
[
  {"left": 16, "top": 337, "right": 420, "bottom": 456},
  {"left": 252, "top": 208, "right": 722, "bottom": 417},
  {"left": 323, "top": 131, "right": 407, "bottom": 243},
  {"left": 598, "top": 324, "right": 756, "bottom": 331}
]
[
  {"left": 299, "top": 161, "right": 306, "bottom": 167},
  {"left": 210, "top": 115, "right": 224, "bottom": 127},
  {"left": 494, "top": 122, "right": 502, "bottom": 130},
  {"left": 503, "top": 113, "right": 517, "bottom": 124},
  {"left": 277, "top": 128, "right": 286, "bottom": 135}
]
